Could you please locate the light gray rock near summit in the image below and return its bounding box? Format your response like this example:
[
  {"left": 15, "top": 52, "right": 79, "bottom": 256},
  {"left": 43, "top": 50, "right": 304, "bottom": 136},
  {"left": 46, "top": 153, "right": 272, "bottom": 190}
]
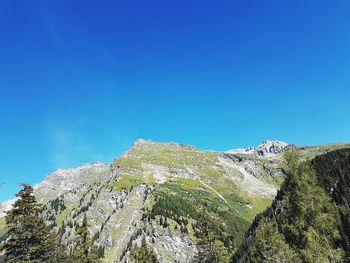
[
  {"left": 228, "top": 140, "right": 289, "bottom": 158},
  {"left": 0, "top": 139, "right": 293, "bottom": 262},
  {"left": 2, "top": 139, "right": 350, "bottom": 262}
]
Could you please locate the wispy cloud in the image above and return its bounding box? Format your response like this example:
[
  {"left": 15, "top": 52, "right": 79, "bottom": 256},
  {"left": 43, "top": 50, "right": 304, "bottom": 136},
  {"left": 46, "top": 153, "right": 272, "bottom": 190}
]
[{"left": 46, "top": 122, "right": 94, "bottom": 168}]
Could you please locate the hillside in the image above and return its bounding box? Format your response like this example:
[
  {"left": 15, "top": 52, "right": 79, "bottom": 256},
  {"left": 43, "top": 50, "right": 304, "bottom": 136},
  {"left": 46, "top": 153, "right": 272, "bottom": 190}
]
[
  {"left": 233, "top": 148, "right": 350, "bottom": 263},
  {"left": 1, "top": 140, "right": 350, "bottom": 262}
]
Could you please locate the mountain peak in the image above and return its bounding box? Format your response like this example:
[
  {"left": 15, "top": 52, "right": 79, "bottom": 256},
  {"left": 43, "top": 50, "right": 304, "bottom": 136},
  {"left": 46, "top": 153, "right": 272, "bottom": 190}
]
[
  {"left": 133, "top": 138, "right": 154, "bottom": 145},
  {"left": 131, "top": 139, "right": 198, "bottom": 151},
  {"left": 256, "top": 140, "right": 289, "bottom": 156},
  {"left": 228, "top": 139, "right": 289, "bottom": 157}
]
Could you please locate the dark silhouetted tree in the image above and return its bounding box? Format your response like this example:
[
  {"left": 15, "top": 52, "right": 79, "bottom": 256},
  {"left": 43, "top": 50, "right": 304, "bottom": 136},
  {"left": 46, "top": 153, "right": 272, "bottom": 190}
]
[
  {"left": 71, "top": 215, "right": 99, "bottom": 263},
  {"left": 129, "top": 237, "right": 159, "bottom": 263},
  {"left": 1, "top": 184, "right": 68, "bottom": 263}
]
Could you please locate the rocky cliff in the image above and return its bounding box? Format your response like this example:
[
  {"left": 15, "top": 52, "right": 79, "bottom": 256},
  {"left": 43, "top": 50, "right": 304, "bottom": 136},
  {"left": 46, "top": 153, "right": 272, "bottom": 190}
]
[{"left": 1, "top": 139, "right": 349, "bottom": 262}]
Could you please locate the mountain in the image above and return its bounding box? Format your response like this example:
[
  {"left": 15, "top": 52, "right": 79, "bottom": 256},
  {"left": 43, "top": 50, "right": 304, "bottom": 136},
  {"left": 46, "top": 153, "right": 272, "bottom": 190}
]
[{"left": 1, "top": 140, "right": 350, "bottom": 262}]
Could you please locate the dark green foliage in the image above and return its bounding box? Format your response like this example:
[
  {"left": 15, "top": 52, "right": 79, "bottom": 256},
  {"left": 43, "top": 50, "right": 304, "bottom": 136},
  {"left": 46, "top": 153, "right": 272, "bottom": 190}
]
[
  {"left": 162, "top": 217, "right": 168, "bottom": 228},
  {"left": 71, "top": 215, "right": 100, "bottom": 263},
  {"left": 129, "top": 237, "right": 159, "bottom": 263},
  {"left": 150, "top": 187, "right": 249, "bottom": 254},
  {"left": 247, "top": 218, "right": 301, "bottom": 263},
  {"left": 0, "top": 184, "right": 69, "bottom": 263},
  {"left": 281, "top": 152, "right": 343, "bottom": 262},
  {"left": 58, "top": 222, "right": 66, "bottom": 237},
  {"left": 150, "top": 192, "right": 199, "bottom": 224},
  {"left": 92, "top": 231, "right": 100, "bottom": 242},
  {"left": 180, "top": 224, "right": 189, "bottom": 234},
  {"left": 50, "top": 197, "right": 66, "bottom": 213},
  {"left": 312, "top": 149, "right": 350, "bottom": 261},
  {"left": 233, "top": 151, "right": 347, "bottom": 263},
  {"left": 96, "top": 245, "right": 105, "bottom": 258},
  {"left": 196, "top": 208, "right": 230, "bottom": 263}
]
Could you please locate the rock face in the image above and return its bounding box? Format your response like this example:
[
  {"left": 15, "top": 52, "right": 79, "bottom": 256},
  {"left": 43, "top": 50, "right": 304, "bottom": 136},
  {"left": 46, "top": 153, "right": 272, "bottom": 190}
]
[
  {"left": 228, "top": 140, "right": 289, "bottom": 158},
  {"left": 1, "top": 139, "right": 348, "bottom": 262},
  {"left": 0, "top": 162, "right": 111, "bottom": 218},
  {"left": 35, "top": 162, "right": 111, "bottom": 203},
  {"left": 0, "top": 200, "right": 15, "bottom": 218}
]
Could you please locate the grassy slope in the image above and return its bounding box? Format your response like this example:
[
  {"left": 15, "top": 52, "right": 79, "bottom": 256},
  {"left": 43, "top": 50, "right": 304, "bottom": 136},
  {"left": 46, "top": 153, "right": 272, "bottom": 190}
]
[
  {"left": 298, "top": 142, "right": 350, "bottom": 160},
  {"left": 3, "top": 141, "right": 348, "bottom": 260},
  {"left": 112, "top": 141, "right": 273, "bottom": 220},
  {"left": 110, "top": 141, "right": 276, "bottom": 255}
]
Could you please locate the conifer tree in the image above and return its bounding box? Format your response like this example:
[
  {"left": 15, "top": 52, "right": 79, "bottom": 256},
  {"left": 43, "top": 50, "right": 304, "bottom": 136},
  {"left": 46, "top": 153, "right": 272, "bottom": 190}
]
[
  {"left": 129, "top": 237, "right": 159, "bottom": 263},
  {"left": 247, "top": 219, "right": 301, "bottom": 263},
  {"left": 239, "top": 152, "right": 345, "bottom": 263},
  {"left": 281, "top": 152, "right": 344, "bottom": 262},
  {"left": 71, "top": 215, "right": 99, "bottom": 263},
  {"left": 1, "top": 183, "right": 68, "bottom": 263},
  {"left": 196, "top": 208, "right": 229, "bottom": 263}
]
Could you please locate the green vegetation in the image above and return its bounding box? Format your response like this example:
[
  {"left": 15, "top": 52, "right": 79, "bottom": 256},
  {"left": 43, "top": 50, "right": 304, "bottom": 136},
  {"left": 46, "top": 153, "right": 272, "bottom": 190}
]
[
  {"left": 0, "top": 184, "right": 69, "bottom": 263},
  {"left": 112, "top": 141, "right": 219, "bottom": 169},
  {"left": 0, "top": 185, "right": 101, "bottom": 263},
  {"left": 110, "top": 141, "right": 273, "bottom": 259},
  {"left": 3, "top": 142, "right": 350, "bottom": 262},
  {"left": 298, "top": 142, "right": 350, "bottom": 160},
  {"left": 311, "top": 148, "right": 350, "bottom": 260},
  {"left": 114, "top": 174, "right": 146, "bottom": 191},
  {"left": 196, "top": 208, "right": 230, "bottom": 263},
  {"left": 280, "top": 151, "right": 344, "bottom": 262},
  {"left": 148, "top": 181, "right": 251, "bottom": 257},
  {"left": 148, "top": 186, "right": 239, "bottom": 260},
  {"left": 129, "top": 237, "right": 159, "bottom": 263},
  {"left": 197, "top": 166, "right": 225, "bottom": 180},
  {"left": 234, "top": 150, "right": 348, "bottom": 263},
  {"left": 247, "top": 218, "right": 301, "bottom": 263},
  {"left": 71, "top": 215, "right": 100, "bottom": 263},
  {"left": 111, "top": 140, "right": 276, "bottom": 257},
  {"left": 150, "top": 191, "right": 200, "bottom": 221}
]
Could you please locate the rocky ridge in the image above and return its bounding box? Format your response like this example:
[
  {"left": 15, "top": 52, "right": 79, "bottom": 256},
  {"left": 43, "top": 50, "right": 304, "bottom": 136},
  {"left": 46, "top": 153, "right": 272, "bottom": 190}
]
[
  {"left": 2, "top": 139, "right": 348, "bottom": 262},
  {"left": 227, "top": 140, "right": 289, "bottom": 158}
]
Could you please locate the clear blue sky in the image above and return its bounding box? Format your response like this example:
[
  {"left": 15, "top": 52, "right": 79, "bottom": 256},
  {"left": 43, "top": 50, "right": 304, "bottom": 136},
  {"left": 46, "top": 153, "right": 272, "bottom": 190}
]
[{"left": 1, "top": 0, "right": 350, "bottom": 201}]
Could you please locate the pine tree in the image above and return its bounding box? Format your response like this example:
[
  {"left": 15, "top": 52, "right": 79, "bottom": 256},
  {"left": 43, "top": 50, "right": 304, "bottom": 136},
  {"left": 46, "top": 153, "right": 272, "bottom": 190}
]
[
  {"left": 281, "top": 152, "right": 344, "bottom": 262},
  {"left": 71, "top": 215, "right": 99, "bottom": 263},
  {"left": 247, "top": 219, "right": 301, "bottom": 263},
  {"left": 129, "top": 237, "right": 159, "bottom": 263},
  {"left": 241, "top": 152, "right": 345, "bottom": 263},
  {"left": 196, "top": 208, "right": 229, "bottom": 263},
  {"left": 0, "top": 183, "right": 68, "bottom": 263},
  {"left": 163, "top": 217, "right": 168, "bottom": 228},
  {"left": 96, "top": 245, "right": 105, "bottom": 258}
]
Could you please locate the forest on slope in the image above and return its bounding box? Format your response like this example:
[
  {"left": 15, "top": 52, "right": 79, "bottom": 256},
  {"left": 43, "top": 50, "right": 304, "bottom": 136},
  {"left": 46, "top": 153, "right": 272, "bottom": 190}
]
[
  {"left": 233, "top": 149, "right": 350, "bottom": 263},
  {"left": 1, "top": 142, "right": 350, "bottom": 262}
]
